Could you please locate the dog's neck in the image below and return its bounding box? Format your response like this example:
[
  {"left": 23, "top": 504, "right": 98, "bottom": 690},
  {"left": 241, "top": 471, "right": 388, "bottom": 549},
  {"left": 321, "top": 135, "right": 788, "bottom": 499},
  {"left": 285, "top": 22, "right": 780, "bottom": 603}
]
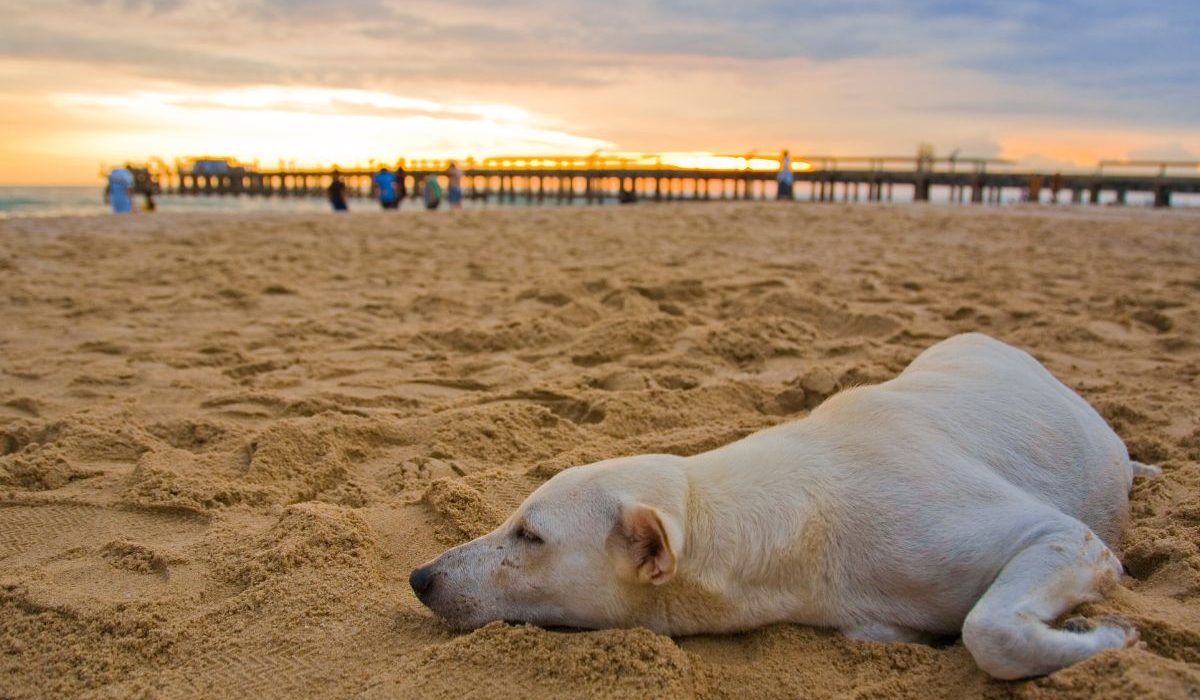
[{"left": 638, "top": 425, "right": 844, "bottom": 634}]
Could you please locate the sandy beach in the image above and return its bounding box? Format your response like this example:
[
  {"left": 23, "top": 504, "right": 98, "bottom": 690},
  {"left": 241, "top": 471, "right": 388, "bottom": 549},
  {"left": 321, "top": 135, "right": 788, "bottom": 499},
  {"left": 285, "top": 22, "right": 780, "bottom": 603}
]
[{"left": 1, "top": 203, "right": 1198, "bottom": 698}]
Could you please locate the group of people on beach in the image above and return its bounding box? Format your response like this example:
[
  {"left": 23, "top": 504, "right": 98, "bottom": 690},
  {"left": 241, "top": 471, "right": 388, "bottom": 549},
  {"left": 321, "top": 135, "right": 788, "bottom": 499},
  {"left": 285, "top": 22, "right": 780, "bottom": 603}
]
[{"left": 329, "top": 161, "right": 464, "bottom": 213}]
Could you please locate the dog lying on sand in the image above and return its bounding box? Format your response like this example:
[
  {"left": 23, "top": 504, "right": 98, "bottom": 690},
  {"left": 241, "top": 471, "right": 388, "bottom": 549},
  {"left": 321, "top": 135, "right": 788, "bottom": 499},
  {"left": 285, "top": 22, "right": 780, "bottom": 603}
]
[{"left": 411, "top": 333, "right": 1159, "bottom": 679}]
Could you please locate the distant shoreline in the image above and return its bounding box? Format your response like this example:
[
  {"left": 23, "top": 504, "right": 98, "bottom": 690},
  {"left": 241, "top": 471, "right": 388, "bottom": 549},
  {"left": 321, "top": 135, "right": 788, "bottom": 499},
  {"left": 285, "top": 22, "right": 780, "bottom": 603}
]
[{"left": 2, "top": 185, "right": 1198, "bottom": 220}]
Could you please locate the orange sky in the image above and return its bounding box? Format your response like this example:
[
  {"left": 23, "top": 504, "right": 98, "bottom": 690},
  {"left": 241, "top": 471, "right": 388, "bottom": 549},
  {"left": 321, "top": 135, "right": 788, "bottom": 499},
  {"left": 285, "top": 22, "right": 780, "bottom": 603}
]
[{"left": 1, "top": 1, "right": 1196, "bottom": 185}]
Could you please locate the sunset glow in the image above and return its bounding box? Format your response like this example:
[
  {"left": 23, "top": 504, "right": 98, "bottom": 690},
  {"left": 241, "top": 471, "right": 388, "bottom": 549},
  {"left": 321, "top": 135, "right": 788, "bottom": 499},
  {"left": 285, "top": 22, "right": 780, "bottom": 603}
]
[
  {"left": 0, "top": 1, "right": 1196, "bottom": 185},
  {"left": 48, "top": 86, "right": 613, "bottom": 177}
]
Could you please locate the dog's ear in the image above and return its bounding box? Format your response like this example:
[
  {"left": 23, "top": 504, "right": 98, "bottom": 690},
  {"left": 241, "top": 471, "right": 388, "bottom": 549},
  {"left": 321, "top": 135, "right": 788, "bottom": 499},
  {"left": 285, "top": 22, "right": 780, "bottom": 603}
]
[{"left": 613, "top": 503, "right": 678, "bottom": 585}]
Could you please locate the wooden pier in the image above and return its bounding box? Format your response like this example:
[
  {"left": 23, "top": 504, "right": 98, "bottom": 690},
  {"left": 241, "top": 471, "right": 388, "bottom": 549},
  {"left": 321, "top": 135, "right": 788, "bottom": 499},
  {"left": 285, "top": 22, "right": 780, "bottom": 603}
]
[{"left": 136, "top": 154, "right": 1200, "bottom": 208}]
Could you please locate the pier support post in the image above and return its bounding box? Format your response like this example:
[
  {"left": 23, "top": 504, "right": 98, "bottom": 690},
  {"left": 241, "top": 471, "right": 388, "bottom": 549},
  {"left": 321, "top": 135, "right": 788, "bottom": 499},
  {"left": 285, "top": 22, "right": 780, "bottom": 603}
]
[
  {"left": 913, "top": 177, "right": 930, "bottom": 202},
  {"left": 1154, "top": 186, "right": 1171, "bottom": 208}
]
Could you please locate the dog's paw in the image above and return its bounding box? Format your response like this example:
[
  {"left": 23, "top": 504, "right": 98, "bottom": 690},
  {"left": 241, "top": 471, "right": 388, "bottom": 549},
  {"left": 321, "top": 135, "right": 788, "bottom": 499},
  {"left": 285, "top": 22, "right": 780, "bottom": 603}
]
[
  {"left": 1096, "top": 614, "right": 1141, "bottom": 648},
  {"left": 1060, "top": 616, "right": 1093, "bottom": 633},
  {"left": 1060, "top": 614, "right": 1140, "bottom": 649}
]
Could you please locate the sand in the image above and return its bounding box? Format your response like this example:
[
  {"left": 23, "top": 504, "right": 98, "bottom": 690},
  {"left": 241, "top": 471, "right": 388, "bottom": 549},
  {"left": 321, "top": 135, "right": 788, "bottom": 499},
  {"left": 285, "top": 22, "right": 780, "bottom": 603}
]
[{"left": 0, "top": 203, "right": 1198, "bottom": 699}]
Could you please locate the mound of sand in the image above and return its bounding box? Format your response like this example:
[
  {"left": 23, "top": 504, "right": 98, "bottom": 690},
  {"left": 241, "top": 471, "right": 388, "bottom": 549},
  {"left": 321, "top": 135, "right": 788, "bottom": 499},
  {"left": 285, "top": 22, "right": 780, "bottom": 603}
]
[{"left": 1, "top": 203, "right": 1198, "bottom": 698}]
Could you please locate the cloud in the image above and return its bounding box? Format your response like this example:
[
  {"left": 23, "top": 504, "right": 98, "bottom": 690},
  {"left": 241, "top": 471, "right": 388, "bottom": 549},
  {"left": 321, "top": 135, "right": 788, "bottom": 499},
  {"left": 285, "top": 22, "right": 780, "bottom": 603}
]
[
  {"left": 940, "top": 137, "right": 1003, "bottom": 160},
  {"left": 1, "top": 0, "right": 1197, "bottom": 181},
  {"left": 1015, "top": 153, "right": 1083, "bottom": 170},
  {"left": 41, "top": 84, "right": 614, "bottom": 167},
  {"left": 59, "top": 86, "right": 540, "bottom": 124},
  {"left": 7, "top": 0, "right": 1198, "bottom": 114},
  {"left": 0, "top": 21, "right": 293, "bottom": 85},
  {"left": 1127, "top": 143, "right": 1198, "bottom": 161}
]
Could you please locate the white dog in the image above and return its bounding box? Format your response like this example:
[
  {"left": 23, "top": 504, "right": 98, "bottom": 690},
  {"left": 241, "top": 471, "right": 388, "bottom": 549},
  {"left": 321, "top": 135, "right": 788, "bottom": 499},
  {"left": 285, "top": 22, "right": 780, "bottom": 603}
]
[{"left": 411, "top": 333, "right": 1158, "bottom": 679}]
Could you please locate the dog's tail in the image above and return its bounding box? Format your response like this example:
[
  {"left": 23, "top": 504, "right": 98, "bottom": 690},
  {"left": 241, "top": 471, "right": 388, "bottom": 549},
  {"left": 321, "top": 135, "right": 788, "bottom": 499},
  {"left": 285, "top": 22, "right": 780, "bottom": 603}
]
[{"left": 1131, "top": 460, "right": 1163, "bottom": 479}]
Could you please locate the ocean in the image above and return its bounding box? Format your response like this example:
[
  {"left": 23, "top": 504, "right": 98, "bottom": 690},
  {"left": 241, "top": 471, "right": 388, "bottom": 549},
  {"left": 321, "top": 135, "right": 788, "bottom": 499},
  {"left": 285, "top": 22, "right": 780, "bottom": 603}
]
[
  {"left": 0, "top": 185, "right": 1191, "bottom": 219},
  {"left": 0, "top": 186, "right": 332, "bottom": 218},
  {"left": 0, "top": 186, "right": 609, "bottom": 218}
]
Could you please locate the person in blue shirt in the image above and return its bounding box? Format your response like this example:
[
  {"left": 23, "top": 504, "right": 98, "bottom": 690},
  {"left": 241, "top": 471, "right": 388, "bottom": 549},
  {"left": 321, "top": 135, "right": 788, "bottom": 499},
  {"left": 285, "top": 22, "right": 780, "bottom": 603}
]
[
  {"left": 105, "top": 165, "right": 135, "bottom": 214},
  {"left": 373, "top": 167, "right": 399, "bottom": 209}
]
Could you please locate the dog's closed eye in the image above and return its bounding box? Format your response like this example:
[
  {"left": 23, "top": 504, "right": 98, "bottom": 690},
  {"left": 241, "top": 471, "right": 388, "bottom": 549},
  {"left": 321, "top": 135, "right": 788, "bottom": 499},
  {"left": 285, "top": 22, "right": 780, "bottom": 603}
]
[{"left": 515, "top": 525, "right": 544, "bottom": 545}]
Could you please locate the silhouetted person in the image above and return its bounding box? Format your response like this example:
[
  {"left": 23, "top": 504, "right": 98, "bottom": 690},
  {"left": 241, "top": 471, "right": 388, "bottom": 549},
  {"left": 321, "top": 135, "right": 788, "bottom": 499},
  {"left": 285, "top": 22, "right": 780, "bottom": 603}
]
[
  {"left": 777, "top": 149, "right": 795, "bottom": 200},
  {"left": 328, "top": 171, "right": 349, "bottom": 212},
  {"left": 424, "top": 175, "right": 442, "bottom": 210},
  {"left": 618, "top": 178, "right": 637, "bottom": 204}
]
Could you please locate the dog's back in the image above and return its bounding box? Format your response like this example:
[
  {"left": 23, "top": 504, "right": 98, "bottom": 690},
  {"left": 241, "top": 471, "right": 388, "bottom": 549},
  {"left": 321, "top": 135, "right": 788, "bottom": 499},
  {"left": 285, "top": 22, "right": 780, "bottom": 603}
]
[{"left": 814, "top": 333, "right": 1131, "bottom": 545}]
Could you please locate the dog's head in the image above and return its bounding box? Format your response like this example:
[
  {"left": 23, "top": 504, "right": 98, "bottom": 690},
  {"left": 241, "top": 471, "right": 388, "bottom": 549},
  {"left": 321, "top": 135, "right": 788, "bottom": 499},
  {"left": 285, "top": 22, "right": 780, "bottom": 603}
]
[{"left": 409, "top": 454, "right": 688, "bottom": 631}]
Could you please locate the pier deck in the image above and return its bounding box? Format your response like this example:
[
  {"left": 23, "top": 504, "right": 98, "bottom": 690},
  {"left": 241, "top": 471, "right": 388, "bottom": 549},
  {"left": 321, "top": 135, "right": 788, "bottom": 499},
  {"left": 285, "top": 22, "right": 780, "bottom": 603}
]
[{"left": 140, "top": 155, "right": 1200, "bottom": 207}]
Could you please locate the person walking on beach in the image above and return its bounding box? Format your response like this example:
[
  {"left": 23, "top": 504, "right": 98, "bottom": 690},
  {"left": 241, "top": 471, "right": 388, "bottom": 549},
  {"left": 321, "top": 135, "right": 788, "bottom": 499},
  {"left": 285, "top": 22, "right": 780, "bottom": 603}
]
[
  {"left": 105, "top": 164, "right": 135, "bottom": 214},
  {"left": 373, "top": 166, "right": 399, "bottom": 209},
  {"left": 777, "top": 150, "right": 795, "bottom": 200},
  {"left": 328, "top": 170, "right": 349, "bottom": 212},
  {"left": 424, "top": 174, "right": 443, "bottom": 210},
  {"left": 446, "top": 161, "right": 463, "bottom": 209}
]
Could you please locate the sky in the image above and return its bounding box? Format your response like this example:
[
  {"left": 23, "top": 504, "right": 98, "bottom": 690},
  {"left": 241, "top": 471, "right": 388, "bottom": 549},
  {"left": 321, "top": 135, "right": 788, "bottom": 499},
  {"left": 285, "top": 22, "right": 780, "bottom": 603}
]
[{"left": 0, "top": 0, "right": 1197, "bottom": 184}]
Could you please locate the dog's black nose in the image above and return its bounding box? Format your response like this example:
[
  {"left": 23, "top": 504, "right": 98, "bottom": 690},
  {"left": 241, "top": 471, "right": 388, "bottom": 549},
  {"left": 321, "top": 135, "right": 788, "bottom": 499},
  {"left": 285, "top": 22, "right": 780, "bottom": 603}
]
[{"left": 409, "top": 565, "right": 436, "bottom": 602}]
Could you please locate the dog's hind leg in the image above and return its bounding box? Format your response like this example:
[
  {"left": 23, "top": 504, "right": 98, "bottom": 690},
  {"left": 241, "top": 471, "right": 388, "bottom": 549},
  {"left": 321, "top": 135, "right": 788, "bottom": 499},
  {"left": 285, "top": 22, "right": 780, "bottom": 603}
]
[{"left": 961, "top": 521, "right": 1138, "bottom": 680}]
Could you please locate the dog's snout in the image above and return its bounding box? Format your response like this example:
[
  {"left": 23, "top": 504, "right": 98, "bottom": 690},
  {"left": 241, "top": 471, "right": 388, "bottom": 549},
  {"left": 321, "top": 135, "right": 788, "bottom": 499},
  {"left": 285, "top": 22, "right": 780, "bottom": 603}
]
[{"left": 410, "top": 565, "right": 437, "bottom": 602}]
